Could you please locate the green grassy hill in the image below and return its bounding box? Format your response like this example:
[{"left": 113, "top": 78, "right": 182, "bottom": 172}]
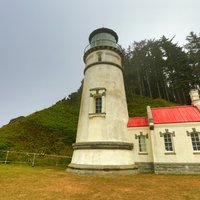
[{"left": 0, "top": 90, "right": 177, "bottom": 156}]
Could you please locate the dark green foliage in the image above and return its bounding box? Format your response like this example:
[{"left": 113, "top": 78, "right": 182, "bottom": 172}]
[
  {"left": 0, "top": 141, "right": 13, "bottom": 150},
  {"left": 123, "top": 32, "right": 200, "bottom": 104},
  {"left": 184, "top": 32, "right": 200, "bottom": 88},
  {"left": 127, "top": 93, "right": 178, "bottom": 117},
  {"left": 9, "top": 116, "right": 25, "bottom": 124}
]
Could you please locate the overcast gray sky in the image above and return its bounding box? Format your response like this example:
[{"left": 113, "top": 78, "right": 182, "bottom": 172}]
[{"left": 0, "top": 0, "right": 199, "bottom": 127}]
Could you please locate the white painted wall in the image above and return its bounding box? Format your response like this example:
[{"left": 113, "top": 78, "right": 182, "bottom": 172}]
[
  {"left": 71, "top": 149, "right": 135, "bottom": 165},
  {"left": 151, "top": 122, "right": 200, "bottom": 163},
  {"left": 76, "top": 49, "right": 129, "bottom": 143},
  {"left": 128, "top": 127, "right": 153, "bottom": 163},
  {"left": 127, "top": 122, "right": 200, "bottom": 165}
]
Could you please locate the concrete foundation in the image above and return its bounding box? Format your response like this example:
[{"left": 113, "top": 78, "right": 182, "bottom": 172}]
[
  {"left": 67, "top": 163, "right": 138, "bottom": 175},
  {"left": 154, "top": 163, "right": 200, "bottom": 174}
]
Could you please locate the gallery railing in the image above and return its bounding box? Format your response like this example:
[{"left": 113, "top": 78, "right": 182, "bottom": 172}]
[{"left": 84, "top": 39, "right": 122, "bottom": 53}]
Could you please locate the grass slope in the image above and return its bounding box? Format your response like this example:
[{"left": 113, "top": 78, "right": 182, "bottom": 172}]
[
  {"left": 0, "top": 91, "right": 177, "bottom": 155},
  {"left": 127, "top": 94, "right": 178, "bottom": 117},
  {"left": 0, "top": 97, "right": 80, "bottom": 155}
]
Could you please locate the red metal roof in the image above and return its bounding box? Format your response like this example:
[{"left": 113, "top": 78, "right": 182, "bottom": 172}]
[
  {"left": 128, "top": 105, "right": 200, "bottom": 127},
  {"left": 151, "top": 105, "right": 200, "bottom": 124},
  {"left": 128, "top": 117, "right": 148, "bottom": 127}
]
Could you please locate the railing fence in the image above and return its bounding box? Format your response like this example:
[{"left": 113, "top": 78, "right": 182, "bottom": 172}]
[{"left": 0, "top": 150, "right": 71, "bottom": 167}]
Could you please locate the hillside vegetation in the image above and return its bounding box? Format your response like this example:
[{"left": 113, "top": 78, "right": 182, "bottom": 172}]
[
  {"left": 0, "top": 89, "right": 177, "bottom": 155},
  {"left": 0, "top": 91, "right": 81, "bottom": 155}
]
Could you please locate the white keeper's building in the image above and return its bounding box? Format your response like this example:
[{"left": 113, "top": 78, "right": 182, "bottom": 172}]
[{"left": 68, "top": 28, "right": 200, "bottom": 175}]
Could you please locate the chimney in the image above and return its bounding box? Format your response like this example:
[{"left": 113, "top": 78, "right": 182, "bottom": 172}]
[{"left": 189, "top": 89, "right": 200, "bottom": 109}]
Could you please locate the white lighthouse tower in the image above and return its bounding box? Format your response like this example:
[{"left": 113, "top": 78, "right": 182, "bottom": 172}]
[{"left": 68, "top": 28, "right": 136, "bottom": 175}]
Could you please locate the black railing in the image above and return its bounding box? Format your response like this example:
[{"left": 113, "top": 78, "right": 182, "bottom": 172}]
[{"left": 84, "top": 39, "right": 122, "bottom": 53}]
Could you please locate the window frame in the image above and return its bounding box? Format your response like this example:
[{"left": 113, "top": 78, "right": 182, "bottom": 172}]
[
  {"left": 89, "top": 87, "right": 106, "bottom": 118},
  {"left": 160, "top": 129, "right": 175, "bottom": 154},
  {"left": 191, "top": 132, "right": 200, "bottom": 151},
  {"left": 138, "top": 135, "right": 147, "bottom": 153},
  {"left": 135, "top": 132, "right": 148, "bottom": 155},
  {"left": 163, "top": 133, "right": 173, "bottom": 152},
  {"left": 187, "top": 128, "right": 200, "bottom": 153}
]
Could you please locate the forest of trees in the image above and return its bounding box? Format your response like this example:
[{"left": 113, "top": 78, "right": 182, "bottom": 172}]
[{"left": 123, "top": 32, "right": 200, "bottom": 105}]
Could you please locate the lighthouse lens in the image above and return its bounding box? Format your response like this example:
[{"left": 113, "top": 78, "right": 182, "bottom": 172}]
[{"left": 90, "top": 33, "right": 117, "bottom": 48}]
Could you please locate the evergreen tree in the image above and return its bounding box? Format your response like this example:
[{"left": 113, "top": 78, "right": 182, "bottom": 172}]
[
  {"left": 184, "top": 32, "right": 200, "bottom": 89},
  {"left": 123, "top": 32, "right": 199, "bottom": 104}
]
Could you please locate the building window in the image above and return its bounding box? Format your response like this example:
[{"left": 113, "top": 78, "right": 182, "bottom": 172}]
[
  {"left": 138, "top": 135, "right": 147, "bottom": 153},
  {"left": 191, "top": 133, "right": 200, "bottom": 151},
  {"left": 187, "top": 128, "right": 200, "bottom": 152},
  {"left": 160, "top": 129, "right": 175, "bottom": 153},
  {"left": 164, "top": 134, "right": 173, "bottom": 151},
  {"left": 95, "top": 97, "right": 102, "bottom": 113},
  {"left": 135, "top": 132, "right": 148, "bottom": 154}
]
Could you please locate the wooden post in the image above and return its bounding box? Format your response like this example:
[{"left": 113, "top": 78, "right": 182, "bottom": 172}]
[
  {"left": 5, "top": 151, "right": 9, "bottom": 164},
  {"left": 32, "top": 153, "right": 36, "bottom": 167}
]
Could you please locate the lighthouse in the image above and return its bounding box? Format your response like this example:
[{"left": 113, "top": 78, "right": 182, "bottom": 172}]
[{"left": 68, "top": 28, "right": 136, "bottom": 175}]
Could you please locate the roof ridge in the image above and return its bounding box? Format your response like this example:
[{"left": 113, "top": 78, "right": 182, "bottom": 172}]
[
  {"left": 129, "top": 117, "right": 147, "bottom": 119},
  {"left": 151, "top": 105, "right": 194, "bottom": 110}
]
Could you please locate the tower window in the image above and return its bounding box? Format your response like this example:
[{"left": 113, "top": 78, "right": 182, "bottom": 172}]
[
  {"left": 97, "top": 52, "right": 102, "bottom": 62},
  {"left": 89, "top": 88, "right": 106, "bottom": 117},
  {"left": 98, "top": 54, "right": 102, "bottom": 61},
  {"left": 95, "top": 97, "right": 102, "bottom": 113}
]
